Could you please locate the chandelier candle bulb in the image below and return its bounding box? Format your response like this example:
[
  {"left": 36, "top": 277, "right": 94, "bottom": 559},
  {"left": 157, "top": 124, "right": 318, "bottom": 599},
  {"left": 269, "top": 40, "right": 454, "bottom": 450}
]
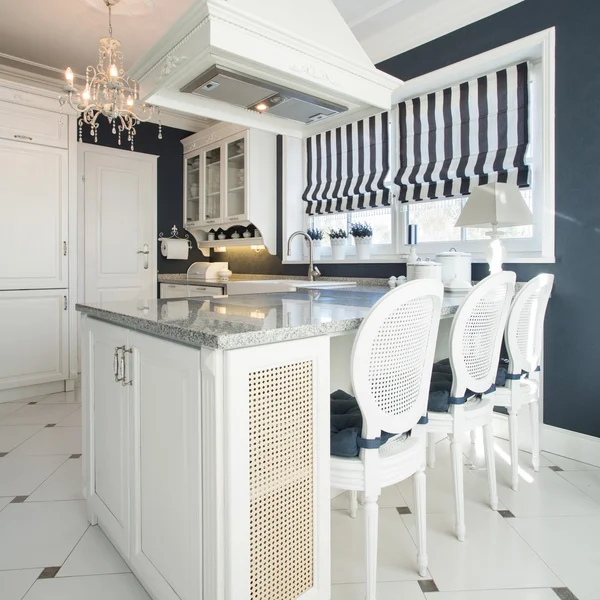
[{"left": 65, "top": 67, "right": 74, "bottom": 85}]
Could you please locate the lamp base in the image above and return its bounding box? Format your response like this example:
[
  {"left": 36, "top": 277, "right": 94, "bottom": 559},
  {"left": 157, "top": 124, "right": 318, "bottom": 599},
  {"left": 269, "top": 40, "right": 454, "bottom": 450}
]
[{"left": 485, "top": 228, "right": 506, "bottom": 274}]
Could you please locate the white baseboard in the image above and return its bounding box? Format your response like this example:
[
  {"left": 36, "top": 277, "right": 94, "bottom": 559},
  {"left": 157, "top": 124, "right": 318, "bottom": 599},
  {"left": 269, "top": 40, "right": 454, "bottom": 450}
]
[
  {"left": 541, "top": 424, "right": 600, "bottom": 468},
  {"left": 0, "top": 381, "right": 65, "bottom": 403},
  {"left": 493, "top": 412, "right": 600, "bottom": 468}
]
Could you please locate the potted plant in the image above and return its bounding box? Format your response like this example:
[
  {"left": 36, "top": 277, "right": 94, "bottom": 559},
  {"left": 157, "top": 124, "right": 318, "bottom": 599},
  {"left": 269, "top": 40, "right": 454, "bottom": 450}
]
[
  {"left": 306, "top": 228, "right": 324, "bottom": 260},
  {"left": 329, "top": 228, "right": 348, "bottom": 260},
  {"left": 350, "top": 221, "right": 373, "bottom": 260}
]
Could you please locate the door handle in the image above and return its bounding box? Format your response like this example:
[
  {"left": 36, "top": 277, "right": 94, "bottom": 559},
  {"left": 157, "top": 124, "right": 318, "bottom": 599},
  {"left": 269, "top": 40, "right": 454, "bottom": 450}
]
[
  {"left": 121, "top": 347, "right": 133, "bottom": 386},
  {"left": 114, "top": 346, "right": 125, "bottom": 382},
  {"left": 137, "top": 244, "right": 150, "bottom": 270}
]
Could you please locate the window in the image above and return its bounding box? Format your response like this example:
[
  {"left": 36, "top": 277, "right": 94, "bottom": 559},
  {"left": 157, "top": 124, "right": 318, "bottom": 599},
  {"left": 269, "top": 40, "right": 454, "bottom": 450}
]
[
  {"left": 310, "top": 207, "right": 393, "bottom": 256},
  {"left": 291, "top": 30, "right": 555, "bottom": 264}
]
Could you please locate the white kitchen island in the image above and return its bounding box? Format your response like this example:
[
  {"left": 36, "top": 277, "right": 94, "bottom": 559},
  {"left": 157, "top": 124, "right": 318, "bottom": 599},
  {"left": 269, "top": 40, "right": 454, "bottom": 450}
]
[{"left": 77, "top": 287, "right": 462, "bottom": 600}]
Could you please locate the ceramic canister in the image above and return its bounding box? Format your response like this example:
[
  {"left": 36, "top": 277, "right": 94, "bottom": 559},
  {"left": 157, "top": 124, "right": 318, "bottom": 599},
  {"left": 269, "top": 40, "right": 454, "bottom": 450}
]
[
  {"left": 406, "top": 258, "right": 442, "bottom": 281},
  {"left": 435, "top": 248, "right": 472, "bottom": 285}
]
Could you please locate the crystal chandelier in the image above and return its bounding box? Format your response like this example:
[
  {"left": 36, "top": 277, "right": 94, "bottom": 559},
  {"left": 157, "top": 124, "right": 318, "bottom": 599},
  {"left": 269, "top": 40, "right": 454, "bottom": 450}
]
[{"left": 59, "top": 0, "right": 161, "bottom": 151}]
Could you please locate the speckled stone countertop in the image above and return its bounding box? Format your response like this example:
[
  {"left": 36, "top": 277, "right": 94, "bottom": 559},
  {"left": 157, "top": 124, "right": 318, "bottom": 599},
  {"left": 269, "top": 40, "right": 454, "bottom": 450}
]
[
  {"left": 157, "top": 273, "right": 389, "bottom": 287},
  {"left": 76, "top": 288, "right": 464, "bottom": 350}
]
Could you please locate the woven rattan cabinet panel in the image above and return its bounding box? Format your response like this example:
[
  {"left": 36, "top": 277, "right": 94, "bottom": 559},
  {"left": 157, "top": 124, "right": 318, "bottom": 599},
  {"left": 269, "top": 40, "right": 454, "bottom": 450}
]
[{"left": 248, "top": 361, "right": 314, "bottom": 600}]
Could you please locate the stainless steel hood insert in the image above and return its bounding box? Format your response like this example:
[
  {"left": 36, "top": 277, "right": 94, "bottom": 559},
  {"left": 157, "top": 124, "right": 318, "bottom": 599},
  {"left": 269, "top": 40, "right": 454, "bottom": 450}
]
[{"left": 181, "top": 66, "right": 347, "bottom": 124}]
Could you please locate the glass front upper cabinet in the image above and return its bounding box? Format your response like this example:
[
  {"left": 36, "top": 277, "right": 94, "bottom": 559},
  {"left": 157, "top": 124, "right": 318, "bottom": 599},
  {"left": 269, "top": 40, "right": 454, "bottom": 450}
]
[
  {"left": 225, "top": 136, "right": 246, "bottom": 220},
  {"left": 185, "top": 154, "right": 200, "bottom": 225},
  {"left": 203, "top": 145, "right": 222, "bottom": 223}
]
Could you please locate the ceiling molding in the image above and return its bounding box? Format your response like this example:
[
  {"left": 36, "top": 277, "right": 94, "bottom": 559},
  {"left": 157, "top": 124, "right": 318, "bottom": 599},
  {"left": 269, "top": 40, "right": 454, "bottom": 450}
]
[{"left": 358, "top": 0, "right": 525, "bottom": 64}]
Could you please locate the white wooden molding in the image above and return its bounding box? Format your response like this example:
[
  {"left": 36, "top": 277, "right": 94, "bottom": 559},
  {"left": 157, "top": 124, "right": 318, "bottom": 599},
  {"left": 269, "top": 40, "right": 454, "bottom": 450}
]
[
  {"left": 359, "top": 0, "right": 526, "bottom": 64},
  {"left": 541, "top": 425, "right": 600, "bottom": 468}
]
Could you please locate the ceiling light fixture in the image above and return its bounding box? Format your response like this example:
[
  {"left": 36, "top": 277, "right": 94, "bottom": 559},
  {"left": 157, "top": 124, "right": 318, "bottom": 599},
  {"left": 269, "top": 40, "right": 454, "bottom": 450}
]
[
  {"left": 59, "top": 0, "right": 160, "bottom": 151},
  {"left": 255, "top": 103, "right": 268, "bottom": 112}
]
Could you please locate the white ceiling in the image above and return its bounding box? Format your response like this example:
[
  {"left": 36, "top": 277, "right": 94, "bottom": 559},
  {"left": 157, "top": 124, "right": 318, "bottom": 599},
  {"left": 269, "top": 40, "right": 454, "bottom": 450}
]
[
  {"left": 0, "top": 0, "right": 524, "bottom": 83},
  {"left": 0, "top": 0, "right": 195, "bottom": 81}
]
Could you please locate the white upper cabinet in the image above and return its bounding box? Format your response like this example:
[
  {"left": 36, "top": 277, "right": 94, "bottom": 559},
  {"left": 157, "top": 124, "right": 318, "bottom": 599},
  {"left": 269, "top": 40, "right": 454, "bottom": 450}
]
[
  {"left": 0, "top": 99, "right": 68, "bottom": 149},
  {"left": 182, "top": 124, "right": 277, "bottom": 254},
  {"left": 0, "top": 138, "right": 69, "bottom": 290}
]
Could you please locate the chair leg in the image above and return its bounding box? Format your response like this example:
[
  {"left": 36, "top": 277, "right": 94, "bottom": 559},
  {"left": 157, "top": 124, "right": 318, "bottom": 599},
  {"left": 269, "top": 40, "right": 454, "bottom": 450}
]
[
  {"left": 413, "top": 467, "right": 428, "bottom": 577},
  {"left": 470, "top": 429, "right": 477, "bottom": 444},
  {"left": 483, "top": 423, "right": 499, "bottom": 511},
  {"left": 364, "top": 494, "right": 379, "bottom": 600},
  {"left": 427, "top": 432, "right": 436, "bottom": 468},
  {"left": 449, "top": 434, "right": 465, "bottom": 542},
  {"left": 349, "top": 490, "right": 358, "bottom": 519},
  {"left": 530, "top": 400, "right": 541, "bottom": 472},
  {"left": 508, "top": 410, "right": 519, "bottom": 491}
]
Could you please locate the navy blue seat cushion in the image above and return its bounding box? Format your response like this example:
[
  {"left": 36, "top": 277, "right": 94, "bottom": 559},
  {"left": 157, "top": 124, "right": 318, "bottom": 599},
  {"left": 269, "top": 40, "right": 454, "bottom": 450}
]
[
  {"left": 427, "top": 359, "right": 508, "bottom": 413},
  {"left": 330, "top": 390, "right": 396, "bottom": 457}
]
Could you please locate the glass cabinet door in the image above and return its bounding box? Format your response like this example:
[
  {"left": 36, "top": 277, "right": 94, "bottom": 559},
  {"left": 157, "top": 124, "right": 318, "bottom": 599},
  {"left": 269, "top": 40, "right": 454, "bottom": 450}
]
[
  {"left": 225, "top": 136, "right": 246, "bottom": 219},
  {"left": 203, "top": 146, "right": 222, "bottom": 222},
  {"left": 185, "top": 154, "right": 200, "bottom": 224}
]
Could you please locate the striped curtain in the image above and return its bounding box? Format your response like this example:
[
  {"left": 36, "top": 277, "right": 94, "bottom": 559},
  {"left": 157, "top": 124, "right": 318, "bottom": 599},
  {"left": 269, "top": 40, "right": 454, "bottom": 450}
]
[
  {"left": 396, "top": 62, "right": 530, "bottom": 203},
  {"left": 302, "top": 112, "right": 390, "bottom": 215}
]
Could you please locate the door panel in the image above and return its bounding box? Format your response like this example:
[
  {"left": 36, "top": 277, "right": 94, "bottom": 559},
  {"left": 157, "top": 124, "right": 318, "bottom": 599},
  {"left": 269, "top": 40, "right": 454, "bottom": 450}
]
[
  {"left": 131, "top": 332, "right": 201, "bottom": 600},
  {"left": 0, "top": 290, "right": 68, "bottom": 390},
  {"left": 84, "top": 148, "right": 156, "bottom": 304},
  {"left": 0, "top": 139, "right": 68, "bottom": 289},
  {"left": 86, "top": 319, "right": 130, "bottom": 558}
]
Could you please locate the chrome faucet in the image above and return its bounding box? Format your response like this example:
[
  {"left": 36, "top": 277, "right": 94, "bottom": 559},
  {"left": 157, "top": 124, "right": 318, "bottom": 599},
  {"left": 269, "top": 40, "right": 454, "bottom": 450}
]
[{"left": 287, "top": 231, "right": 321, "bottom": 282}]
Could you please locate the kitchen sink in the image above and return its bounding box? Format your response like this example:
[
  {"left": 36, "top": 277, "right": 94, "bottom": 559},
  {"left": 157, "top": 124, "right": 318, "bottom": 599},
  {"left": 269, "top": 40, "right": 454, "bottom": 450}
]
[{"left": 225, "top": 280, "right": 356, "bottom": 295}]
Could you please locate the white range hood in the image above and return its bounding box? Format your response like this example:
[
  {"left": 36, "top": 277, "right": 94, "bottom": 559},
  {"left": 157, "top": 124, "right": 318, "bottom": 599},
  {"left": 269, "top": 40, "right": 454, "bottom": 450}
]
[{"left": 129, "top": 0, "right": 402, "bottom": 137}]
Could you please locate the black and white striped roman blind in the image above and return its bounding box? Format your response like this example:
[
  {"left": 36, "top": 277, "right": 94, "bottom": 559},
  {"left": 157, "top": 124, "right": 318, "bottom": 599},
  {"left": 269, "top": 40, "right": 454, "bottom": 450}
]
[
  {"left": 302, "top": 112, "right": 390, "bottom": 215},
  {"left": 396, "top": 62, "right": 530, "bottom": 203}
]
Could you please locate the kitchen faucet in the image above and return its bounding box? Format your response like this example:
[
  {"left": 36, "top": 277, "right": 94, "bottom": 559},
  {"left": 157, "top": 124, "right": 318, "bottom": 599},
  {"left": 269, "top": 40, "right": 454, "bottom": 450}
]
[{"left": 287, "top": 231, "right": 321, "bottom": 282}]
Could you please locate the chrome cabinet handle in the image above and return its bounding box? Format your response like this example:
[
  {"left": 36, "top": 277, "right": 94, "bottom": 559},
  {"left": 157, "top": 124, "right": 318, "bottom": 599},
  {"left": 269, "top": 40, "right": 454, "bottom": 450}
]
[
  {"left": 63, "top": 241, "right": 67, "bottom": 256},
  {"left": 137, "top": 244, "right": 149, "bottom": 270},
  {"left": 121, "top": 347, "right": 133, "bottom": 386},
  {"left": 14, "top": 134, "right": 33, "bottom": 141},
  {"left": 114, "top": 346, "right": 125, "bottom": 382}
]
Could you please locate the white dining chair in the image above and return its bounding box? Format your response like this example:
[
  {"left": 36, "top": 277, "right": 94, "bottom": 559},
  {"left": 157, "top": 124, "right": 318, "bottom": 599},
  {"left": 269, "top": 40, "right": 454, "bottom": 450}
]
[
  {"left": 493, "top": 273, "right": 554, "bottom": 490},
  {"left": 331, "top": 279, "right": 444, "bottom": 600},
  {"left": 424, "top": 271, "right": 516, "bottom": 542}
]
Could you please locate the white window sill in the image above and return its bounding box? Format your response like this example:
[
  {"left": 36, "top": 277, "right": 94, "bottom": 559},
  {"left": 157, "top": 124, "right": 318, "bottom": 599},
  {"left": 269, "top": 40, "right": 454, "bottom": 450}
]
[{"left": 283, "top": 254, "right": 556, "bottom": 265}]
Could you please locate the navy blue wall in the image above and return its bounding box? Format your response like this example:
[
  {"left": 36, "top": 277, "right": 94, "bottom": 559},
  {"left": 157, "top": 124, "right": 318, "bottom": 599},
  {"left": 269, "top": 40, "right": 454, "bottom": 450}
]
[
  {"left": 80, "top": 120, "right": 207, "bottom": 274},
  {"left": 377, "top": 0, "right": 600, "bottom": 438}
]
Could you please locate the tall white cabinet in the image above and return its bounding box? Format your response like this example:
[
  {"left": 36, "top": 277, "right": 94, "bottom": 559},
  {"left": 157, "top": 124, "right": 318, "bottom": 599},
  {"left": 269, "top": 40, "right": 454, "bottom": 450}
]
[{"left": 0, "top": 81, "right": 75, "bottom": 398}]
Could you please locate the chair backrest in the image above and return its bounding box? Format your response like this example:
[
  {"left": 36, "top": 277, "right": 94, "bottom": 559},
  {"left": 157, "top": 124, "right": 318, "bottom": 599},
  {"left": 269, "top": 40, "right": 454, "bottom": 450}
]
[
  {"left": 505, "top": 273, "right": 554, "bottom": 376},
  {"left": 351, "top": 279, "right": 444, "bottom": 439},
  {"left": 449, "top": 271, "right": 516, "bottom": 399}
]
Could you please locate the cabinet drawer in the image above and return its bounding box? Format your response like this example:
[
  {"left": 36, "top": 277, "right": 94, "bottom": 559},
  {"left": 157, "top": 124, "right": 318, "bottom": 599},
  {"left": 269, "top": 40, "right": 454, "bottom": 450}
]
[
  {"left": 160, "top": 283, "right": 187, "bottom": 299},
  {"left": 187, "top": 285, "right": 224, "bottom": 297},
  {"left": 0, "top": 99, "right": 68, "bottom": 148}
]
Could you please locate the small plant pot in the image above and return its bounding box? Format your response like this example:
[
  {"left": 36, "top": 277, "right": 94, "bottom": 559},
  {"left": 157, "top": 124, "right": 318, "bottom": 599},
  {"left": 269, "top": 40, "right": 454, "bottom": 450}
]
[
  {"left": 331, "top": 239, "right": 347, "bottom": 260},
  {"left": 311, "top": 239, "right": 322, "bottom": 261},
  {"left": 354, "top": 236, "right": 372, "bottom": 260}
]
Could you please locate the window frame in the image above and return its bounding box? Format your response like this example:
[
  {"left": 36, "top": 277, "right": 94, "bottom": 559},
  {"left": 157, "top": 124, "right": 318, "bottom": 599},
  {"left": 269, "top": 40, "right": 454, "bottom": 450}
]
[{"left": 288, "top": 29, "right": 555, "bottom": 265}]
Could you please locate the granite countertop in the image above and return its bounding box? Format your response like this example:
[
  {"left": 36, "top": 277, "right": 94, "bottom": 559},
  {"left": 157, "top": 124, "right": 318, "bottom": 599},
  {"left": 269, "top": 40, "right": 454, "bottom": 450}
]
[
  {"left": 157, "top": 273, "right": 390, "bottom": 287},
  {"left": 77, "top": 287, "right": 464, "bottom": 350}
]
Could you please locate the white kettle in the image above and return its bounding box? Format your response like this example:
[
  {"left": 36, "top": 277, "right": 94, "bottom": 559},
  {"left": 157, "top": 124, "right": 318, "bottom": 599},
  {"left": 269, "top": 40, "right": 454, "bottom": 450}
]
[{"left": 436, "top": 248, "right": 472, "bottom": 291}]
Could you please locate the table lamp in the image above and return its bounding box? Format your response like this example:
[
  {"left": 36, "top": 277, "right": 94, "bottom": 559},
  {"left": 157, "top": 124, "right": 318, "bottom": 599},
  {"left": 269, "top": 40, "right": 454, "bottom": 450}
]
[{"left": 455, "top": 182, "right": 533, "bottom": 273}]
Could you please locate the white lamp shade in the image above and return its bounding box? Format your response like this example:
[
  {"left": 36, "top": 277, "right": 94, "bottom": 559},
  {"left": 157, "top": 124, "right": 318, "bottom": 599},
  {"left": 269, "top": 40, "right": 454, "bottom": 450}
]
[{"left": 455, "top": 182, "right": 534, "bottom": 228}]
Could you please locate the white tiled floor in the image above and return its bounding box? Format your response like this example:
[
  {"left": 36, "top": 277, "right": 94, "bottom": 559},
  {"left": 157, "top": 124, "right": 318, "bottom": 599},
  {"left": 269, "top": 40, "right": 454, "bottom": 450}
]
[{"left": 1, "top": 389, "right": 599, "bottom": 600}]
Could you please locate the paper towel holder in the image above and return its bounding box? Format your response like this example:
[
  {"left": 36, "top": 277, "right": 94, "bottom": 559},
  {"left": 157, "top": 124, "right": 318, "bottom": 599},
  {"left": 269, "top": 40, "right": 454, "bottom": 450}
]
[{"left": 158, "top": 225, "right": 193, "bottom": 249}]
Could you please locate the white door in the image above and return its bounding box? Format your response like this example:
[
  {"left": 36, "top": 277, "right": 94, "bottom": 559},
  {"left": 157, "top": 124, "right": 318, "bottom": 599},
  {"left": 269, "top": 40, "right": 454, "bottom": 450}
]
[
  {"left": 0, "top": 290, "right": 69, "bottom": 390},
  {"left": 130, "top": 331, "right": 201, "bottom": 600},
  {"left": 0, "top": 139, "right": 68, "bottom": 290},
  {"left": 83, "top": 318, "right": 130, "bottom": 558},
  {"left": 83, "top": 146, "right": 156, "bottom": 304}
]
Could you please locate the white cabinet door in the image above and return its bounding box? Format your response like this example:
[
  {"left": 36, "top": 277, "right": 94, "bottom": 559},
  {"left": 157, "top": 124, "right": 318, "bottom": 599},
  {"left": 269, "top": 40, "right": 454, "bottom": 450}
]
[
  {"left": 223, "top": 133, "right": 247, "bottom": 222},
  {"left": 0, "top": 290, "right": 68, "bottom": 390},
  {"left": 83, "top": 318, "right": 131, "bottom": 559},
  {"left": 0, "top": 99, "right": 69, "bottom": 148},
  {"left": 0, "top": 139, "right": 68, "bottom": 290},
  {"left": 83, "top": 147, "right": 157, "bottom": 304},
  {"left": 130, "top": 332, "right": 201, "bottom": 600}
]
